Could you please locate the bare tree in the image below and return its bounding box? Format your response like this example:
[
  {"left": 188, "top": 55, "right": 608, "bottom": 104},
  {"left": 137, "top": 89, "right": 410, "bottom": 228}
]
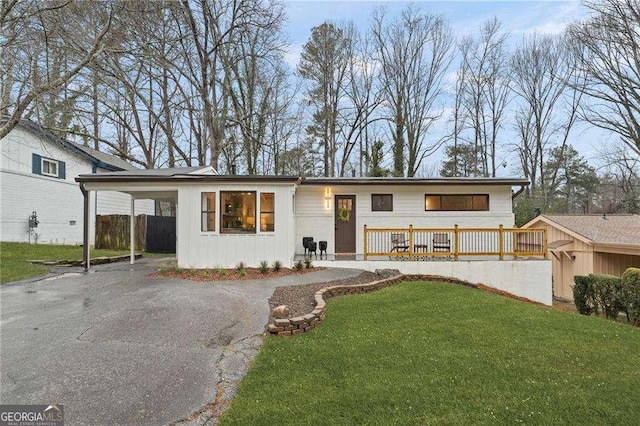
[
  {"left": 372, "top": 5, "right": 454, "bottom": 177},
  {"left": 510, "top": 33, "right": 581, "bottom": 202},
  {"left": 459, "top": 18, "right": 511, "bottom": 177},
  {"left": 566, "top": 0, "right": 640, "bottom": 156},
  {"left": 0, "top": 0, "right": 117, "bottom": 139}
]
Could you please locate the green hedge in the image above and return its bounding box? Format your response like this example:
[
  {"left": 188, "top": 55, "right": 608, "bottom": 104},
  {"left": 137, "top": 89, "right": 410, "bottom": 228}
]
[
  {"left": 573, "top": 275, "right": 595, "bottom": 315},
  {"left": 591, "top": 274, "right": 625, "bottom": 320},
  {"left": 573, "top": 269, "right": 640, "bottom": 324},
  {"left": 622, "top": 268, "right": 640, "bottom": 326}
]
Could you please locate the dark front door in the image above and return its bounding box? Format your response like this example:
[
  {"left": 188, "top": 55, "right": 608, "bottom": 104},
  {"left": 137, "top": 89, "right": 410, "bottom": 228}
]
[{"left": 335, "top": 195, "right": 356, "bottom": 253}]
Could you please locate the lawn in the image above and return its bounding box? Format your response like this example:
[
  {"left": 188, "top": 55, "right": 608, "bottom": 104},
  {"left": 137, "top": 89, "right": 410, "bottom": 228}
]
[
  {"left": 221, "top": 281, "right": 640, "bottom": 425},
  {"left": 0, "top": 242, "right": 137, "bottom": 283}
]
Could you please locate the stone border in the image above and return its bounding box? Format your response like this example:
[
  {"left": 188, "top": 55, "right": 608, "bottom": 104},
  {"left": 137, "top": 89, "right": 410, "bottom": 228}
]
[
  {"left": 29, "top": 254, "right": 143, "bottom": 267},
  {"left": 267, "top": 273, "right": 481, "bottom": 337}
]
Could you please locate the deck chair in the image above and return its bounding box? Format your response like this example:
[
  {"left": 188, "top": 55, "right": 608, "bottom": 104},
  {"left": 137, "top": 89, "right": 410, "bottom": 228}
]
[
  {"left": 390, "top": 233, "right": 409, "bottom": 260},
  {"left": 433, "top": 233, "right": 451, "bottom": 257}
]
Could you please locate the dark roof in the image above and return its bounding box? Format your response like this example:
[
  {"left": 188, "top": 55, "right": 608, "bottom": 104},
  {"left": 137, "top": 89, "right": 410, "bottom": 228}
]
[
  {"left": 68, "top": 142, "right": 137, "bottom": 171},
  {"left": 13, "top": 119, "right": 138, "bottom": 171},
  {"left": 301, "top": 176, "right": 530, "bottom": 186},
  {"left": 76, "top": 168, "right": 301, "bottom": 183},
  {"left": 77, "top": 170, "right": 529, "bottom": 186},
  {"left": 541, "top": 214, "right": 640, "bottom": 246}
]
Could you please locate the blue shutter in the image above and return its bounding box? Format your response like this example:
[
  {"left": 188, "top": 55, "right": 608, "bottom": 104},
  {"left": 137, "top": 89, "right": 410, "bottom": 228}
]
[
  {"left": 58, "top": 160, "right": 66, "bottom": 179},
  {"left": 32, "top": 153, "right": 41, "bottom": 175}
]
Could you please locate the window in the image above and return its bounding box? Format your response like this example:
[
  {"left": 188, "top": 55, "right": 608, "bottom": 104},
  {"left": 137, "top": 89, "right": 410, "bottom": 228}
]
[
  {"left": 371, "top": 194, "right": 393, "bottom": 211},
  {"left": 260, "top": 193, "right": 275, "bottom": 232},
  {"left": 201, "top": 192, "right": 216, "bottom": 232},
  {"left": 425, "top": 194, "right": 489, "bottom": 211},
  {"left": 220, "top": 191, "right": 256, "bottom": 233},
  {"left": 42, "top": 158, "right": 58, "bottom": 177},
  {"left": 32, "top": 153, "right": 65, "bottom": 179}
]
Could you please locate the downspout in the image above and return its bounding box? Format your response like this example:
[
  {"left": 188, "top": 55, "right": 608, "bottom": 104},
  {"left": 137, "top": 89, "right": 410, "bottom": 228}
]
[{"left": 80, "top": 182, "right": 90, "bottom": 272}]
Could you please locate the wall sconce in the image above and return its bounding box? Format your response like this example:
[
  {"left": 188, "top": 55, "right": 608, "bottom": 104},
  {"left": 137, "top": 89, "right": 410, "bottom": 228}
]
[{"left": 325, "top": 187, "right": 331, "bottom": 209}]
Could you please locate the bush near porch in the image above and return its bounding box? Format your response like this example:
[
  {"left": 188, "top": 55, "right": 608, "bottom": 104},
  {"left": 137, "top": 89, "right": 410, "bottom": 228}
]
[{"left": 220, "top": 281, "right": 640, "bottom": 425}]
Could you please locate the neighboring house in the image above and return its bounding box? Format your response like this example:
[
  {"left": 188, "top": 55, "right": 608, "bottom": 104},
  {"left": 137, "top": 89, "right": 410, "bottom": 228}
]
[
  {"left": 521, "top": 214, "right": 640, "bottom": 300},
  {"left": 76, "top": 167, "right": 528, "bottom": 267},
  {"left": 0, "top": 119, "right": 154, "bottom": 245}
]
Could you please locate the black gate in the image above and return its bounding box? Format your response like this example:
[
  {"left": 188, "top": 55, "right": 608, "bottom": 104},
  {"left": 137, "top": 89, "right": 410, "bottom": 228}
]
[{"left": 146, "top": 216, "right": 176, "bottom": 253}]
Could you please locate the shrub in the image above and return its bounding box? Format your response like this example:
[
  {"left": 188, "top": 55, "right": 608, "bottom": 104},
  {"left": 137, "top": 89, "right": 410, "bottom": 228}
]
[
  {"left": 236, "top": 262, "right": 246, "bottom": 273},
  {"left": 573, "top": 275, "right": 594, "bottom": 315},
  {"left": 591, "top": 274, "right": 625, "bottom": 320},
  {"left": 259, "top": 260, "right": 270, "bottom": 274},
  {"left": 172, "top": 265, "right": 184, "bottom": 274},
  {"left": 239, "top": 269, "right": 247, "bottom": 277},
  {"left": 294, "top": 260, "right": 304, "bottom": 271},
  {"left": 272, "top": 260, "right": 283, "bottom": 272},
  {"left": 304, "top": 257, "right": 313, "bottom": 269},
  {"left": 217, "top": 268, "right": 227, "bottom": 276},
  {"left": 622, "top": 267, "right": 640, "bottom": 326}
]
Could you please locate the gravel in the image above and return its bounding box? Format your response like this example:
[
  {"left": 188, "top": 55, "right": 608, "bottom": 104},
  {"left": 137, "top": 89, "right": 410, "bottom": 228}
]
[{"left": 268, "top": 270, "right": 387, "bottom": 320}]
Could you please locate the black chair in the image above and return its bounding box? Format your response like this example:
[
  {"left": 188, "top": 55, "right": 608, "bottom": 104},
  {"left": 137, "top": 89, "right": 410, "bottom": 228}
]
[
  {"left": 319, "top": 241, "right": 327, "bottom": 259},
  {"left": 307, "top": 241, "right": 318, "bottom": 259},
  {"left": 302, "top": 237, "right": 314, "bottom": 257},
  {"left": 433, "top": 233, "right": 451, "bottom": 257}
]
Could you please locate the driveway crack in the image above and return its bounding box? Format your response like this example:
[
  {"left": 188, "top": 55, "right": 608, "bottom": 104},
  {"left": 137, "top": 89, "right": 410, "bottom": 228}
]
[{"left": 172, "top": 334, "right": 263, "bottom": 425}]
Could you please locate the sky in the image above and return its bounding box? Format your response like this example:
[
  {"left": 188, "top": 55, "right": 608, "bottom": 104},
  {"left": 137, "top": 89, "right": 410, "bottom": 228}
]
[
  {"left": 283, "top": 0, "right": 589, "bottom": 67},
  {"left": 278, "top": 1, "right": 614, "bottom": 176}
]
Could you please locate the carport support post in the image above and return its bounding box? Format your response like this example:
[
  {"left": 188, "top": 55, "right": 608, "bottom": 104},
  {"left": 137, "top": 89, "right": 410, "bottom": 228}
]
[
  {"left": 130, "top": 196, "right": 135, "bottom": 264},
  {"left": 81, "top": 184, "right": 90, "bottom": 272}
]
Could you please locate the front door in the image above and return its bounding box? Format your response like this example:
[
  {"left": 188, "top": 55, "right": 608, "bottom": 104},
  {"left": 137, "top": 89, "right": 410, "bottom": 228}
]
[{"left": 335, "top": 195, "right": 356, "bottom": 253}]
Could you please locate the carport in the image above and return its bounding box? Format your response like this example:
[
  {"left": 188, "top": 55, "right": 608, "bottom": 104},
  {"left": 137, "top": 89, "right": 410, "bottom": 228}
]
[{"left": 76, "top": 166, "right": 216, "bottom": 270}]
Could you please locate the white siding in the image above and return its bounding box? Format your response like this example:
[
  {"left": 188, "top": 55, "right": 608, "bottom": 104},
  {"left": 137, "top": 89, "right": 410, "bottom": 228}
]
[
  {"left": 1, "top": 126, "right": 92, "bottom": 244},
  {"left": 1, "top": 125, "right": 155, "bottom": 245},
  {"left": 176, "top": 183, "right": 296, "bottom": 268},
  {"left": 95, "top": 191, "right": 155, "bottom": 216},
  {"left": 1, "top": 170, "right": 84, "bottom": 244},
  {"left": 295, "top": 184, "right": 515, "bottom": 255}
]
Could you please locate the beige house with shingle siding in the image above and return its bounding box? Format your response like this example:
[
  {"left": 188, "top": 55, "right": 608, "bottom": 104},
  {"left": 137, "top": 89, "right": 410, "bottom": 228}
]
[{"left": 522, "top": 214, "right": 640, "bottom": 300}]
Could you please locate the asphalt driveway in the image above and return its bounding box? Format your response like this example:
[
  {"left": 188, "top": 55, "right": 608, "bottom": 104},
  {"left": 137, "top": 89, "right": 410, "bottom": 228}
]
[{"left": 0, "top": 259, "right": 362, "bottom": 425}]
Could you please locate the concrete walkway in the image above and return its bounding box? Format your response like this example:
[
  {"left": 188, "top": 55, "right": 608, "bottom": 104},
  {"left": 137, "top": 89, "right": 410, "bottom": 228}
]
[{"left": 0, "top": 259, "right": 363, "bottom": 425}]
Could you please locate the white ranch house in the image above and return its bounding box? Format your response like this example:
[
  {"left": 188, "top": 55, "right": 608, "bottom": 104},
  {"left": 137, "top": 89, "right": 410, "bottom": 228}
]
[
  {"left": 0, "top": 120, "right": 154, "bottom": 245},
  {"left": 76, "top": 167, "right": 552, "bottom": 305}
]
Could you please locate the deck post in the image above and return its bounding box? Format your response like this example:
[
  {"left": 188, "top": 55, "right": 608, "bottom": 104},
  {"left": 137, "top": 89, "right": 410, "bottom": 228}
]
[
  {"left": 363, "top": 224, "right": 368, "bottom": 260},
  {"left": 453, "top": 224, "right": 459, "bottom": 260},
  {"left": 543, "top": 228, "right": 548, "bottom": 259},
  {"left": 498, "top": 224, "right": 504, "bottom": 260},
  {"left": 408, "top": 224, "right": 414, "bottom": 259},
  {"left": 130, "top": 196, "right": 135, "bottom": 265}
]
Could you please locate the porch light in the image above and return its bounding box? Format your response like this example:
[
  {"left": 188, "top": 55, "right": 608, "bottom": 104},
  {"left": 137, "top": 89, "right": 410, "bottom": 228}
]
[{"left": 325, "top": 187, "right": 331, "bottom": 209}]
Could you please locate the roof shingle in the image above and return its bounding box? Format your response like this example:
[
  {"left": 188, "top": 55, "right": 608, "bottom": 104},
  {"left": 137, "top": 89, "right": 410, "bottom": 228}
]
[{"left": 542, "top": 214, "right": 640, "bottom": 245}]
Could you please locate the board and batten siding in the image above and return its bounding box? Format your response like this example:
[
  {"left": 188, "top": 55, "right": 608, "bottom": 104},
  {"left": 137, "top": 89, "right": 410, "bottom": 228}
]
[
  {"left": 531, "top": 221, "right": 594, "bottom": 299},
  {"left": 176, "top": 183, "right": 296, "bottom": 268},
  {"left": 295, "top": 184, "right": 515, "bottom": 256},
  {"left": 593, "top": 252, "right": 640, "bottom": 276}
]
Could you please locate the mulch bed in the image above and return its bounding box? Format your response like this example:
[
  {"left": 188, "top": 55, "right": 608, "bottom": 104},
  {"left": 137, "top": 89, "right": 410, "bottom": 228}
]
[
  {"left": 151, "top": 266, "right": 323, "bottom": 282},
  {"left": 268, "top": 270, "right": 384, "bottom": 320}
]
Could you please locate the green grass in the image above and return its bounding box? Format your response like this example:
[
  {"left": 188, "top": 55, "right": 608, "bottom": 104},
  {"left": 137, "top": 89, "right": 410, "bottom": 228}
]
[
  {"left": 221, "top": 281, "right": 640, "bottom": 425},
  {"left": 0, "top": 242, "right": 140, "bottom": 283}
]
